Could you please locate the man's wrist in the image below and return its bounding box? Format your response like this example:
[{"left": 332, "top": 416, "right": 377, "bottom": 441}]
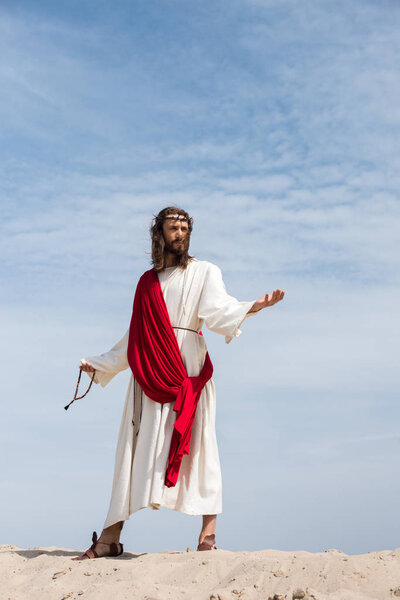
[{"left": 248, "top": 301, "right": 263, "bottom": 313}]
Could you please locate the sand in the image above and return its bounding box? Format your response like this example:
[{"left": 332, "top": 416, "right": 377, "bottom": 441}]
[{"left": 1, "top": 544, "right": 400, "bottom": 600}]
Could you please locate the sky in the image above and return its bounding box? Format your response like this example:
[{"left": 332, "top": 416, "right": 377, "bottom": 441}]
[{"left": 1, "top": 0, "right": 400, "bottom": 556}]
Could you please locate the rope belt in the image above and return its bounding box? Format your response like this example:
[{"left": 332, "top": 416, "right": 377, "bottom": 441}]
[{"left": 172, "top": 326, "right": 200, "bottom": 334}]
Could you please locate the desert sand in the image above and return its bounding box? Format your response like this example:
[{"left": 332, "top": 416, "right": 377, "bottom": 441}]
[{"left": 1, "top": 544, "right": 400, "bottom": 600}]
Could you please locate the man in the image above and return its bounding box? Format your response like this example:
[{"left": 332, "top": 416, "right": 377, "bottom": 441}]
[{"left": 73, "top": 206, "right": 284, "bottom": 560}]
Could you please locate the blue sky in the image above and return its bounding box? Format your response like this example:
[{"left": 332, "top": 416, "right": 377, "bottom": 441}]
[{"left": 1, "top": 0, "right": 400, "bottom": 555}]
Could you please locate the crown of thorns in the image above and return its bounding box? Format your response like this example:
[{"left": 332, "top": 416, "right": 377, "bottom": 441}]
[
  {"left": 164, "top": 215, "right": 188, "bottom": 222},
  {"left": 154, "top": 213, "right": 193, "bottom": 228}
]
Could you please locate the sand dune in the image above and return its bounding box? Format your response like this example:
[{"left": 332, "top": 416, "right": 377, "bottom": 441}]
[{"left": 1, "top": 544, "right": 400, "bottom": 600}]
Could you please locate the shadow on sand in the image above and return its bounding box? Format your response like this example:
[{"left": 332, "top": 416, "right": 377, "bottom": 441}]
[{"left": 12, "top": 549, "right": 148, "bottom": 560}]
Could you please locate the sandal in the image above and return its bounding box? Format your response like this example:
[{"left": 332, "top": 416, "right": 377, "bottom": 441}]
[
  {"left": 72, "top": 531, "right": 124, "bottom": 560},
  {"left": 197, "top": 533, "right": 217, "bottom": 551}
]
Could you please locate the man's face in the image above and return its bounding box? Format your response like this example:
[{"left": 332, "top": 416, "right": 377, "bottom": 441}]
[{"left": 162, "top": 215, "right": 190, "bottom": 255}]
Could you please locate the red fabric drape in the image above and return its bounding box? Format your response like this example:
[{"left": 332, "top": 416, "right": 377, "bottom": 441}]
[{"left": 127, "top": 268, "right": 213, "bottom": 487}]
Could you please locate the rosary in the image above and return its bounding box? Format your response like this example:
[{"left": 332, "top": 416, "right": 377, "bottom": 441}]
[{"left": 64, "top": 369, "right": 96, "bottom": 410}]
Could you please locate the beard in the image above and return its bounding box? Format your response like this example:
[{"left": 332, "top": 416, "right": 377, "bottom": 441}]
[{"left": 165, "top": 237, "right": 190, "bottom": 256}]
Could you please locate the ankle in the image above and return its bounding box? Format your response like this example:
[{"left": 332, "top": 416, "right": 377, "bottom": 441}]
[
  {"left": 199, "top": 529, "right": 215, "bottom": 540},
  {"left": 98, "top": 535, "right": 120, "bottom": 545}
]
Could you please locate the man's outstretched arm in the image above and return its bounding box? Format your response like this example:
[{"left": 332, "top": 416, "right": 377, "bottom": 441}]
[{"left": 248, "top": 289, "right": 285, "bottom": 313}]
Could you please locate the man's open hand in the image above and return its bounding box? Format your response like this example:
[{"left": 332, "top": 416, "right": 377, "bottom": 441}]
[{"left": 249, "top": 289, "right": 285, "bottom": 313}]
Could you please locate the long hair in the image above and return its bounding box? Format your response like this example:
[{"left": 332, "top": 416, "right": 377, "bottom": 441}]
[{"left": 150, "top": 206, "right": 194, "bottom": 271}]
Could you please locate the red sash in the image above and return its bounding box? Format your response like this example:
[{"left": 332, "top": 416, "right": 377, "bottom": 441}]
[{"left": 127, "top": 268, "right": 213, "bottom": 487}]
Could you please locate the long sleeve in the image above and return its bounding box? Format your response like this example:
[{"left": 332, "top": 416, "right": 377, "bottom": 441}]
[
  {"left": 81, "top": 329, "right": 130, "bottom": 388},
  {"left": 197, "top": 263, "right": 257, "bottom": 344}
]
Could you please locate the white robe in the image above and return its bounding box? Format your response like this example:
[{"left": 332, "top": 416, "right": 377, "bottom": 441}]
[{"left": 82, "top": 259, "right": 256, "bottom": 528}]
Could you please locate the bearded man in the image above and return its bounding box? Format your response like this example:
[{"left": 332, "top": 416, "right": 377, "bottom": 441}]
[{"left": 73, "top": 206, "right": 285, "bottom": 560}]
